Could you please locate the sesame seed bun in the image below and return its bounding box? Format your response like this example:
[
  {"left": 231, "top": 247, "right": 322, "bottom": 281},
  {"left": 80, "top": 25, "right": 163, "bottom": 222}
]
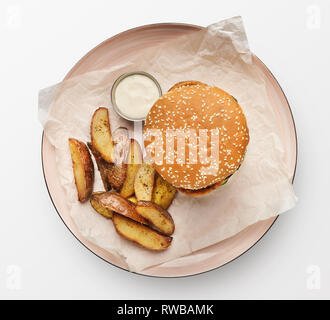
[
  {"left": 144, "top": 81, "right": 249, "bottom": 195},
  {"left": 168, "top": 80, "right": 207, "bottom": 92}
]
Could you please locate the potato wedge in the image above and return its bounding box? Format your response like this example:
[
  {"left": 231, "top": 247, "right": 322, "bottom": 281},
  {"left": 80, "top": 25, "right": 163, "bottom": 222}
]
[
  {"left": 136, "top": 201, "right": 175, "bottom": 236},
  {"left": 103, "top": 127, "right": 130, "bottom": 191},
  {"left": 88, "top": 142, "right": 127, "bottom": 191},
  {"left": 134, "top": 163, "right": 155, "bottom": 201},
  {"left": 152, "top": 174, "right": 177, "bottom": 209},
  {"left": 68, "top": 138, "right": 94, "bottom": 202},
  {"left": 94, "top": 191, "right": 147, "bottom": 225},
  {"left": 106, "top": 163, "right": 127, "bottom": 191},
  {"left": 112, "top": 213, "right": 172, "bottom": 251},
  {"left": 90, "top": 192, "right": 113, "bottom": 219},
  {"left": 112, "top": 127, "right": 130, "bottom": 165},
  {"left": 120, "top": 139, "right": 143, "bottom": 198},
  {"left": 87, "top": 142, "right": 111, "bottom": 191},
  {"left": 91, "top": 107, "right": 114, "bottom": 163},
  {"left": 127, "top": 196, "right": 138, "bottom": 204}
]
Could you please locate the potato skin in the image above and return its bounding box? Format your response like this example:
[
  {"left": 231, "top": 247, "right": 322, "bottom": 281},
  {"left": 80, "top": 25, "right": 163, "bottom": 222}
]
[
  {"left": 136, "top": 201, "right": 175, "bottom": 236},
  {"left": 69, "top": 138, "right": 94, "bottom": 202},
  {"left": 87, "top": 142, "right": 111, "bottom": 191},
  {"left": 91, "top": 107, "right": 115, "bottom": 163},
  {"left": 88, "top": 141, "right": 127, "bottom": 191},
  {"left": 94, "top": 191, "right": 147, "bottom": 225},
  {"left": 90, "top": 192, "right": 113, "bottom": 219},
  {"left": 112, "top": 213, "right": 172, "bottom": 251},
  {"left": 106, "top": 163, "right": 127, "bottom": 191}
]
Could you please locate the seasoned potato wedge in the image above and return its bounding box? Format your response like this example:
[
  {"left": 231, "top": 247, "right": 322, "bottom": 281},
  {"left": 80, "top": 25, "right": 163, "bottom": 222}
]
[
  {"left": 127, "top": 196, "right": 138, "bottom": 204},
  {"left": 112, "top": 127, "right": 130, "bottom": 165},
  {"left": 94, "top": 191, "right": 147, "bottom": 225},
  {"left": 87, "top": 142, "right": 111, "bottom": 191},
  {"left": 136, "top": 201, "right": 175, "bottom": 236},
  {"left": 90, "top": 192, "right": 113, "bottom": 219},
  {"left": 152, "top": 174, "right": 177, "bottom": 209},
  {"left": 120, "top": 139, "right": 143, "bottom": 198},
  {"left": 104, "top": 127, "right": 130, "bottom": 191},
  {"left": 88, "top": 142, "right": 127, "bottom": 191},
  {"left": 68, "top": 138, "right": 94, "bottom": 202},
  {"left": 112, "top": 213, "right": 172, "bottom": 251},
  {"left": 106, "top": 163, "right": 127, "bottom": 191},
  {"left": 134, "top": 163, "right": 155, "bottom": 201},
  {"left": 91, "top": 107, "right": 115, "bottom": 163}
]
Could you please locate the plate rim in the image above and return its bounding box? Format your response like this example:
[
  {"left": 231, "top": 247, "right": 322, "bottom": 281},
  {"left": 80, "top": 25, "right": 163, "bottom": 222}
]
[{"left": 41, "top": 22, "right": 298, "bottom": 278}]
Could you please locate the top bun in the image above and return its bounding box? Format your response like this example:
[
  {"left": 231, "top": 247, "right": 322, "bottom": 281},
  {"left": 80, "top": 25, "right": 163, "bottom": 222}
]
[{"left": 144, "top": 81, "right": 249, "bottom": 190}]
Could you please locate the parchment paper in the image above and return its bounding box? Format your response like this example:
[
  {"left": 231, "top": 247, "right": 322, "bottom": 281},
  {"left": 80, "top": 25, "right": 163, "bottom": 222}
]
[{"left": 39, "top": 16, "right": 297, "bottom": 272}]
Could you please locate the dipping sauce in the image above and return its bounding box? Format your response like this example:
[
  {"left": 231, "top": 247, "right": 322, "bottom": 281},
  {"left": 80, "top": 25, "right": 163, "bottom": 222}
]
[{"left": 112, "top": 73, "right": 161, "bottom": 121}]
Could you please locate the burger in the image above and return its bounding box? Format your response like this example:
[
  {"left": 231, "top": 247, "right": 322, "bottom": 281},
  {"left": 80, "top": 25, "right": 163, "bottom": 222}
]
[{"left": 144, "top": 81, "right": 249, "bottom": 196}]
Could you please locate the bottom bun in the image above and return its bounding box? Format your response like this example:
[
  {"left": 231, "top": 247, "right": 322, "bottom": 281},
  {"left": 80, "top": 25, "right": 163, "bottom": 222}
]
[{"left": 178, "top": 180, "right": 225, "bottom": 197}]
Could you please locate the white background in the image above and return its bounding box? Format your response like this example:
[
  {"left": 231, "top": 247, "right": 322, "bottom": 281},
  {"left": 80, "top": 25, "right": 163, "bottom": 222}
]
[{"left": 0, "top": 0, "right": 329, "bottom": 300}]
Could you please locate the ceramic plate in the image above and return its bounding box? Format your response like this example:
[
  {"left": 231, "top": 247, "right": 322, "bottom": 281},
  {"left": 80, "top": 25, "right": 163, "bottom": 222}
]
[{"left": 42, "top": 23, "right": 297, "bottom": 277}]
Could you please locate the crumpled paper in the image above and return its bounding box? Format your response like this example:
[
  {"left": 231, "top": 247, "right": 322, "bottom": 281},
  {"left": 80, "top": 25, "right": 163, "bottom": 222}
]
[{"left": 39, "top": 16, "right": 297, "bottom": 272}]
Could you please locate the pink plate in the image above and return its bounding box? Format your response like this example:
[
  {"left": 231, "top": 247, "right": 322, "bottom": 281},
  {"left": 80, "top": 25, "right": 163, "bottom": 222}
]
[{"left": 42, "top": 23, "right": 297, "bottom": 277}]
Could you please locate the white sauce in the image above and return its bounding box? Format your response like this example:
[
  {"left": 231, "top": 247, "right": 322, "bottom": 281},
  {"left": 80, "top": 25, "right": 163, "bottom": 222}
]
[{"left": 115, "top": 74, "right": 160, "bottom": 119}]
